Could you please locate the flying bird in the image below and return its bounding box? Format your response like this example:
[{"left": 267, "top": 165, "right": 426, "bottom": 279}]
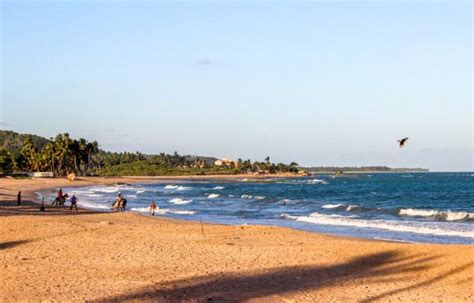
[{"left": 398, "top": 137, "right": 409, "bottom": 148}]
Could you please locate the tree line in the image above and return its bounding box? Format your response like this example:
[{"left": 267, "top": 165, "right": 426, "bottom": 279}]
[
  {"left": 0, "top": 131, "right": 301, "bottom": 176},
  {"left": 0, "top": 133, "right": 99, "bottom": 176}
]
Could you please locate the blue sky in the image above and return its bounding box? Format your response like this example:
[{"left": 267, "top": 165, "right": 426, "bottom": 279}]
[{"left": 1, "top": 1, "right": 472, "bottom": 171}]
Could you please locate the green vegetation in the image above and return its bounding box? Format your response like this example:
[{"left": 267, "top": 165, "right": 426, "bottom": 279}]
[
  {"left": 0, "top": 131, "right": 99, "bottom": 176},
  {"left": 0, "top": 130, "right": 300, "bottom": 176}
]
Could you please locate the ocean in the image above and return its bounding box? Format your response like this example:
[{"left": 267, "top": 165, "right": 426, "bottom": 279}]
[{"left": 43, "top": 173, "right": 473, "bottom": 244}]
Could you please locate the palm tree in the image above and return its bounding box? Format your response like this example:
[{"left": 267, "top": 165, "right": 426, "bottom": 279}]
[
  {"left": 40, "top": 142, "right": 56, "bottom": 174},
  {"left": 20, "top": 137, "right": 38, "bottom": 171},
  {"left": 54, "top": 133, "right": 73, "bottom": 176},
  {"left": 85, "top": 141, "right": 99, "bottom": 175}
]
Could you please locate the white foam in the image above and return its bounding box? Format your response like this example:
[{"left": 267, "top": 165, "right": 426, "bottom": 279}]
[
  {"left": 131, "top": 207, "right": 196, "bottom": 215},
  {"left": 399, "top": 208, "right": 474, "bottom": 221},
  {"left": 207, "top": 193, "right": 220, "bottom": 199},
  {"left": 241, "top": 194, "right": 266, "bottom": 200},
  {"left": 282, "top": 212, "right": 474, "bottom": 238},
  {"left": 213, "top": 186, "right": 225, "bottom": 190},
  {"left": 321, "top": 203, "right": 363, "bottom": 211},
  {"left": 130, "top": 207, "right": 150, "bottom": 213},
  {"left": 399, "top": 208, "right": 438, "bottom": 217},
  {"left": 169, "top": 198, "right": 192, "bottom": 205},
  {"left": 445, "top": 212, "right": 474, "bottom": 221},
  {"left": 346, "top": 205, "right": 361, "bottom": 211},
  {"left": 164, "top": 185, "right": 190, "bottom": 191},
  {"left": 307, "top": 179, "right": 328, "bottom": 185},
  {"left": 279, "top": 179, "right": 329, "bottom": 185},
  {"left": 91, "top": 187, "right": 119, "bottom": 193},
  {"left": 169, "top": 210, "right": 195, "bottom": 215},
  {"left": 84, "top": 193, "right": 104, "bottom": 197},
  {"left": 78, "top": 201, "right": 111, "bottom": 210},
  {"left": 136, "top": 190, "right": 145, "bottom": 194},
  {"left": 321, "top": 203, "right": 343, "bottom": 209}
]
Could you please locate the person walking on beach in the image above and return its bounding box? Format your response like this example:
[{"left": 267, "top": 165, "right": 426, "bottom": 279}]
[
  {"left": 17, "top": 191, "right": 21, "bottom": 206},
  {"left": 70, "top": 195, "right": 78, "bottom": 212},
  {"left": 40, "top": 197, "right": 45, "bottom": 212},
  {"left": 149, "top": 201, "right": 157, "bottom": 216}
]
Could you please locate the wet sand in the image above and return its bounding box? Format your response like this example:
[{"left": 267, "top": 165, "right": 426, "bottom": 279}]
[{"left": 1, "top": 176, "right": 473, "bottom": 302}]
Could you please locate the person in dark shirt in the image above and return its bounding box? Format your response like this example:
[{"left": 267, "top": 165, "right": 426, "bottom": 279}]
[
  {"left": 17, "top": 191, "right": 21, "bottom": 206},
  {"left": 70, "top": 195, "right": 78, "bottom": 212}
]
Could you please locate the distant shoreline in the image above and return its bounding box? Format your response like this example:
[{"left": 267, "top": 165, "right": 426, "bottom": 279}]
[{"left": 312, "top": 170, "right": 430, "bottom": 174}]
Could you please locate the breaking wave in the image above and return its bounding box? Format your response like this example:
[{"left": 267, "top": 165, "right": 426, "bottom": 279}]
[
  {"left": 169, "top": 198, "right": 192, "bottom": 205},
  {"left": 241, "top": 194, "right": 266, "bottom": 200},
  {"left": 321, "top": 203, "right": 344, "bottom": 209},
  {"left": 282, "top": 212, "right": 474, "bottom": 238},
  {"left": 399, "top": 208, "right": 474, "bottom": 222},
  {"left": 130, "top": 207, "right": 195, "bottom": 215},
  {"left": 321, "top": 203, "right": 367, "bottom": 212},
  {"left": 164, "top": 185, "right": 190, "bottom": 191},
  {"left": 321, "top": 204, "right": 474, "bottom": 222}
]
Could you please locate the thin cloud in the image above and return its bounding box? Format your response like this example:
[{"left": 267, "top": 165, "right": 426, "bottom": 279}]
[
  {"left": 0, "top": 121, "right": 11, "bottom": 127},
  {"left": 195, "top": 58, "right": 215, "bottom": 66}
]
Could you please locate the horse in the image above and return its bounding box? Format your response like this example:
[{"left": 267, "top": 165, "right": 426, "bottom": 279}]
[
  {"left": 52, "top": 193, "right": 69, "bottom": 206},
  {"left": 112, "top": 197, "right": 127, "bottom": 212},
  {"left": 112, "top": 198, "right": 122, "bottom": 212}
]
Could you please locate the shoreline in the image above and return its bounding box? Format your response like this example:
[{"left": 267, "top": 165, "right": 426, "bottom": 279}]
[
  {"left": 1, "top": 176, "right": 473, "bottom": 301},
  {"left": 19, "top": 176, "right": 474, "bottom": 245}
]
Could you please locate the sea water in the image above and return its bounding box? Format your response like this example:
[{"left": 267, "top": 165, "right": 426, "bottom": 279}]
[{"left": 42, "top": 173, "right": 473, "bottom": 244}]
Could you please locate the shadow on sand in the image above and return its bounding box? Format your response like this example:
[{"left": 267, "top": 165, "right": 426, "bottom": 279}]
[
  {"left": 91, "top": 250, "right": 472, "bottom": 302},
  {"left": 0, "top": 198, "right": 107, "bottom": 217},
  {"left": 0, "top": 240, "right": 31, "bottom": 250}
]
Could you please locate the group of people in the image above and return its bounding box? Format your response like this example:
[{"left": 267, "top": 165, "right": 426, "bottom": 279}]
[
  {"left": 53, "top": 189, "right": 78, "bottom": 211},
  {"left": 29, "top": 188, "right": 159, "bottom": 216}
]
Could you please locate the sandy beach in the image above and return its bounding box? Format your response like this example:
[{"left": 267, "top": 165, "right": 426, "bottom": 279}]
[{"left": 1, "top": 176, "right": 473, "bottom": 302}]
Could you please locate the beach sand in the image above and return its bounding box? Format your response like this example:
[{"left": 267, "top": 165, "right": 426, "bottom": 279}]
[{"left": 1, "top": 176, "right": 473, "bottom": 302}]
